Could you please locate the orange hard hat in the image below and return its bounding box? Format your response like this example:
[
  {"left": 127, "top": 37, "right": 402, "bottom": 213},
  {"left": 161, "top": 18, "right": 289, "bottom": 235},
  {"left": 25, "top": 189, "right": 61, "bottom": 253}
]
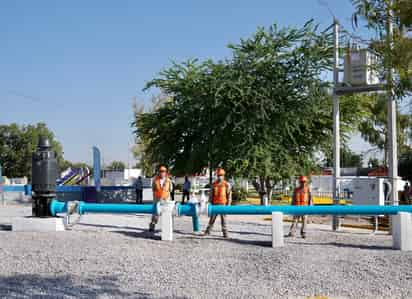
[
  {"left": 159, "top": 165, "right": 167, "bottom": 172},
  {"left": 217, "top": 168, "right": 225, "bottom": 176},
  {"left": 299, "top": 175, "right": 308, "bottom": 183}
]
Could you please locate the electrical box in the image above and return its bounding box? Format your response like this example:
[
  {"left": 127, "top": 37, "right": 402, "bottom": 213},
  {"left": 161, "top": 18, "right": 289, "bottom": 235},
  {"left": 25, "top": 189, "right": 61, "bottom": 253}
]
[
  {"left": 352, "top": 178, "right": 388, "bottom": 205},
  {"left": 344, "top": 49, "right": 380, "bottom": 86}
]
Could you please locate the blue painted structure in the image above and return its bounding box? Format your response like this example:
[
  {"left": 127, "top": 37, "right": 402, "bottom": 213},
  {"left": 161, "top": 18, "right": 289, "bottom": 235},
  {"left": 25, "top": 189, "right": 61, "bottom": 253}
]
[
  {"left": 208, "top": 205, "right": 412, "bottom": 215},
  {"left": 3, "top": 184, "right": 135, "bottom": 202},
  {"left": 78, "top": 202, "right": 157, "bottom": 215},
  {"left": 49, "top": 199, "right": 157, "bottom": 216},
  {"left": 48, "top": 201, "right": 412, "bottom": 233},
  {"left": 50, "top": 199, "right": 201, "bottom": 232},
  {"left": 3, "top": 185, "right": 28, "bottom": 193},
  {"left": 177, "top": 203, "right": 200, "bottom": 232},
  {"left": 50, "top": 200, "right": 67, "bottom": 215}
]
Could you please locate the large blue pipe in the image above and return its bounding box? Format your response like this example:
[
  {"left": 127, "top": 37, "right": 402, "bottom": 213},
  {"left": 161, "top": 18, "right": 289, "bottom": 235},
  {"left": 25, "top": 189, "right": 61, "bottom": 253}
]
[
  {"left": 209, "top": 205, "right": 412, "bottom": 216},
  {"left": 78, "top": 202, "right": 158, "bottom": 215},
  {"left": 177, "top": 203, "right": 200, "bottom": 232},
  {"left": 50, "top": 200, "right": 67, "bottom": 215},
  {"left": 49, "top": 200, "right": 158, "bottom": 216}
]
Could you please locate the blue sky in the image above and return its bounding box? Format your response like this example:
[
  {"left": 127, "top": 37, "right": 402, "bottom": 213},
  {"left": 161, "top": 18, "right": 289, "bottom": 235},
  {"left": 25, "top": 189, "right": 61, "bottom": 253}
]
[{"left": 1, "top": 0, "right": 368, "bottom": 165}]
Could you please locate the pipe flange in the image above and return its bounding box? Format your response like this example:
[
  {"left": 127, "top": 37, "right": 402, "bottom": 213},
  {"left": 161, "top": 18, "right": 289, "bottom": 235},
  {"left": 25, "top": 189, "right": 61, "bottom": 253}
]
[
  {"left": 156, "top": 201, "right": 161, "bottom": 216},
  {"left": 175, "top": 202, "right": 181, "bottom": 217},
  {"left": 67, "top": 201, "right": 79, "bottom": 215}
]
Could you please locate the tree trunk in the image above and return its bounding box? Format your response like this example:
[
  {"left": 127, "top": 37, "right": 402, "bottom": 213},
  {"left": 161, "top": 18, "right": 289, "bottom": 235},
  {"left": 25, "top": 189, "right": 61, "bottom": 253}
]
[
  {"left": 259, "top": 176, "right": 266, "bottom": 205},
  {"left": 265, "top": 177, "right": 273, "bottom": 205}
]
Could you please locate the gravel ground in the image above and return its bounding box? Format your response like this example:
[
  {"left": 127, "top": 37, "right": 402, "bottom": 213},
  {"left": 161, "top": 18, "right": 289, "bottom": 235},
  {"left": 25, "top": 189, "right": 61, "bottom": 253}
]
[{"left": 1, "top": 204, "right": 412, "bottom": 299}]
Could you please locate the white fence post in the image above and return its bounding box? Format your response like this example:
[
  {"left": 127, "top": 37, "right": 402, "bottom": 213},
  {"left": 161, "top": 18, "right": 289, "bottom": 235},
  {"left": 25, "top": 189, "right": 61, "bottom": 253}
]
[
  {"left": 160, "top": 201, "right": 175, "bottom": 241},
  {"left": 392, "top": 212, "right": 412, "bottom": 251},
  {"left": 272, "top": 212, "right": 284, "bottom": 248}
]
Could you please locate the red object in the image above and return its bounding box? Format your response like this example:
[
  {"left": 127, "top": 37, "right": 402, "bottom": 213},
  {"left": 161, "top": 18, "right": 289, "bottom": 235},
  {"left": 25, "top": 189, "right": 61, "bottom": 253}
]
[
  {"left": 368, "top": 166, "right": 388, "bottom": 177},
  {"left": 299, "top": 175, "right": 308, "bottom": 183},
  {"left": 321, "top": 169, "right": 333, "bottom": 175},
  {"left": 216, "top": 168, "right": 225, "bottom": 176}
]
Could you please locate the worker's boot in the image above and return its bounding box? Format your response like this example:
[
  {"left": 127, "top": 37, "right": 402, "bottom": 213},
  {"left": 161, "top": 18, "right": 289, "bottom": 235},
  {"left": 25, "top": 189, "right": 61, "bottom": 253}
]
[
  {"left": 203, "top": 228, "right": 211, "bottom": 236},
  {"left": 286, "top": 232, "right": 295, "bottom": 238},
  {"left": 301, "top": 233, "right": 306, "bottom": 239},
  {"left": 149, "top": 223, "right": 155, "bottom": 232},
  {"left": 222, "top": 231, "right": 229, "bottom": 239}
]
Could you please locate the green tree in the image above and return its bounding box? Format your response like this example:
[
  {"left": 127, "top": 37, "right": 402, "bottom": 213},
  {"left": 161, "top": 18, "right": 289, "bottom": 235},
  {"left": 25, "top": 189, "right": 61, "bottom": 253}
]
[
  {"left": 107, "top": 161, "right": 126, "bottom": 171},
  {"left": 356, "top": 93, "right": 412, "bottom": 163},
  {"left": 367, "top": 157, "right": 381, "bottom": 167},
  {"left": 134, "top": 21, "right": 373, "bottom": 202},
  {"left": 132, "top": 94, "right": 170, "bottom": 177},
  {"left": 0, "top": 123, "right": 64, "bottom": 180},
  {"left": 135, "top": 21, "right": 339, "bottom": 201},
  {"left": 341, "top": 148, "right": 363, "bottom": 168}
]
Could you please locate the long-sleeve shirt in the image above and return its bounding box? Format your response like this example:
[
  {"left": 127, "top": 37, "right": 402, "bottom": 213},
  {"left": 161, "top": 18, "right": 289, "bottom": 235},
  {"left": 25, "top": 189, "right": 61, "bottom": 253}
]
[{"left": 183, "top": 181, "right": 191, "bottom": 192}]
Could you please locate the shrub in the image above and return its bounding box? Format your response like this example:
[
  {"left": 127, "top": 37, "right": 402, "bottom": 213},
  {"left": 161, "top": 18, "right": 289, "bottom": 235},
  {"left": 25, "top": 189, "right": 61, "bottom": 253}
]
[{"left": 232, "top": 187, "right": 248, "bottom": 202}]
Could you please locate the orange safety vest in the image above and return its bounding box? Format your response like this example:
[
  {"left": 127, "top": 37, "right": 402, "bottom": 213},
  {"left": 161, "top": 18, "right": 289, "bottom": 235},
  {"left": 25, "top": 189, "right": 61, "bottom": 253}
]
[
  {"left": 294, "top": 186, "right": 309, "bottom": 206},
  {"left": 212, "top": 180, "right": 229, "bottom": 205},
  {"left": 153, "top": 176, "right": 171, "bottom": 200}
]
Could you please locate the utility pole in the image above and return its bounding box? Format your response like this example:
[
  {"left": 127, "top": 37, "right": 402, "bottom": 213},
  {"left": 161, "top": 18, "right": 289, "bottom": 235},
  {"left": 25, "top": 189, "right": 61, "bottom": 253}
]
[
  {"left": 332, "top": 18, "right": 341, "bottom": 231},
  {"left": 387, "top": 2, "right": 398, "bottom": 209}
]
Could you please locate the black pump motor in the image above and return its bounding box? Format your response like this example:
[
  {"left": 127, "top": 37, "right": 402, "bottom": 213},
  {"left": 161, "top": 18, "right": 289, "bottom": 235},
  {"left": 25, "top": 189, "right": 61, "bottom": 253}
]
[{"left": 32, "top": 136, "right": 59, "bottom": 217}]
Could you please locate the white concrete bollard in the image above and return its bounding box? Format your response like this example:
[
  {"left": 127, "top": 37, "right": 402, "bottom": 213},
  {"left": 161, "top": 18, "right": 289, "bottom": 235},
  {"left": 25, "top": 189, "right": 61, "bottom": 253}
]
[
  {"left": 272, "top": 212, "right": 284, "bottom": 248},
  {"left": 160, "top": 201, "right": 175, "bottom": 241},
  {"left": 392, "top": 212, "right": 412, "bottom": 251}
]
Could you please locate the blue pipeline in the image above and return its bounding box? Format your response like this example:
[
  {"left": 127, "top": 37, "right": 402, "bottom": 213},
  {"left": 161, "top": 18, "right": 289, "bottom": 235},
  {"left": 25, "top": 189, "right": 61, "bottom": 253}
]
[
  {"left": 50, "top": 200, "right": 68, "bottom": 215},
  {"left": 209, "top": 205, "right": 412, "bottom": 216},
  {"left": 177, "top": 203, "right": 196, "bottom": 216},
  {"left": 176, "top": 203, "right": 200, "bottom": 232},
  {"left": 192, "top": 215, "right": 200, "bottom": 232},
  {"left": 49, "top": 199, "right": 158, "bottom": 216},
  {"left": 78, "top": 202, "right": 158, "bottom": 215}
]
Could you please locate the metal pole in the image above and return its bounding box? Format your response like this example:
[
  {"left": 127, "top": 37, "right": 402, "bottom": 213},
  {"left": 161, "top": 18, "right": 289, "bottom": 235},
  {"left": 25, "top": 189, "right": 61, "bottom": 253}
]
[
  {"left": 332, "top": 19, "right": 341, "bottom": 231},
  {"left": 387, "top": 3, "right": 398, "bottom": 209}
]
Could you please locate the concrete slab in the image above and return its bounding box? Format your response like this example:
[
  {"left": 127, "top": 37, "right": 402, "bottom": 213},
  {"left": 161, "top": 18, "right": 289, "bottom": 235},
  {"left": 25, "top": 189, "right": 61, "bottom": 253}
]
[{"left": 12, "top": 217, "right": 65, "bottom": 232}]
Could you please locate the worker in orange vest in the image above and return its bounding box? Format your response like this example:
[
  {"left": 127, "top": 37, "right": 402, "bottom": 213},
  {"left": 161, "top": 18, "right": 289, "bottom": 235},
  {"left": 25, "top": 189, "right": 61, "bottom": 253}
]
[
  {"left": 287, "top": 175, "right": 312, "bottom": 238},
  {"left": 204, "top": 168, "right": 232, "bottom": 238},
  {"left": 149, "top": 165, "right": 172, "bottom": 232}
]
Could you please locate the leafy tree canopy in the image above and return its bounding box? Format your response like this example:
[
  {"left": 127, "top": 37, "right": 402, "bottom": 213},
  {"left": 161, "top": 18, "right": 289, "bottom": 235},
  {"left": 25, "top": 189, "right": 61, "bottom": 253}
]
[
  {"left": 0, "top": 123, "right": 64, "bottom": 180},
  {"left": 107, "top": 161, "right": 126, "bottom": 171},
  {"left": 133, "top": 21, "right": 365, "bottom": 184}
]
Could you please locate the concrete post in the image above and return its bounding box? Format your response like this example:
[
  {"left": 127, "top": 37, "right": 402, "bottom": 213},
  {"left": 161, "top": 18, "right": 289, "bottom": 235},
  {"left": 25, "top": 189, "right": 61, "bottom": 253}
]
[
  {"left": 392, "top": 212, "right": 412, "bottom": 251},
  {"left": 160, "top": 201, "right": 175, "bottom": 241},
  {"left": 272, "top": 212, "right": 284, "bottom": 248}
]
